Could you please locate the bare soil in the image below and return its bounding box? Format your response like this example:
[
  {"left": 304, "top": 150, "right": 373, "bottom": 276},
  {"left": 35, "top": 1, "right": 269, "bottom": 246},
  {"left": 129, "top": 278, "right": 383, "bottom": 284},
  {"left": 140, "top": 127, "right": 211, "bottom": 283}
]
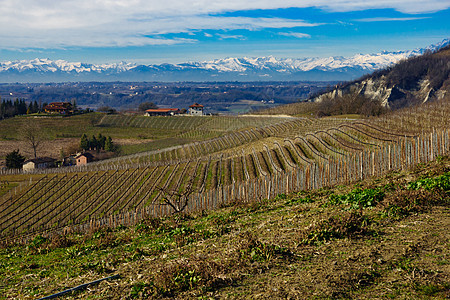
[{"left": 0, "top": 138, "right": 79, "bottom": 165}]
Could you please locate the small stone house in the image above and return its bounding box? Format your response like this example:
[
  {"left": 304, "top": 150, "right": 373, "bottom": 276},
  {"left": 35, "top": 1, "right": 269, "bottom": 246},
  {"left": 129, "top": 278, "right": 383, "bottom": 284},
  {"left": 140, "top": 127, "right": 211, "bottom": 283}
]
[
  {"left": 188, "top": 103, "right": 204, "bottom": 116},
  {"left": 75, "top": 153, "right": 94, "bottom": 165},
  {"left": 23, "top": 157, "right": 56, "bottom": 171}
]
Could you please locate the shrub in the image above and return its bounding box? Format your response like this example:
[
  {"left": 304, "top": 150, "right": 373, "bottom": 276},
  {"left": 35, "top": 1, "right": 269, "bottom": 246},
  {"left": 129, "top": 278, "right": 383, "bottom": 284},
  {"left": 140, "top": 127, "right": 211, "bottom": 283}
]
[
  {"left": 300, "top": 211, "right": 370, "bottom": 245},
  {"left": 135, "top": 217, "right": 163, "bottom": 234},
  {"left": 329, "top": 187, "right": 385, "bottom": 209},
  {"left": 285, "top": 195, "right": 314, "bottom": 205},
  {"left": 407, "top": 172, "right": 450, "bottom": 192},
  {"left": 27, "top": 235, "right": 48, "bottom": 250},
  {"left": 5, "top": 149, "right": 25, "bottom": 169},
  {"left": 152, "top": 259, "right": 229, "bottom": 297},
  {"left": 238, "top": 232, "right": 293, "bottom": 262}
]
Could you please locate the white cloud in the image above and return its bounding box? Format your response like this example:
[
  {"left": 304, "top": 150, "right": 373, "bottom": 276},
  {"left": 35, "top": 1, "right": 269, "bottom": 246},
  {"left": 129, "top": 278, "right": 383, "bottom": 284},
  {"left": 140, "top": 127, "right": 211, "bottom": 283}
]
[
  {"left": 0, "top": 14, "right": 318, "bottom": 48},
  {"left": 0, "top": 0, "right": 448, "bottom": 49},
  {"left": 319, "top": 1, "right": 448, "bottom": 14},
  {"left": 278, "top": 32, "right": 311, "bottom": 38},
  {"left": 216, "top": 34, "right": 246, "bottom": 40},
  {"left": 355, "top": 17, "right": 430, "bottom": 22}
]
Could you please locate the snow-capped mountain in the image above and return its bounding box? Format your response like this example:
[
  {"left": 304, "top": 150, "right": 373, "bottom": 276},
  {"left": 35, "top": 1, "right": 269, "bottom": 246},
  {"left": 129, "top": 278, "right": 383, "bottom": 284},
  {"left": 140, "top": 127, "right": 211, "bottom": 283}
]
[
  {"left": 0, "top": 58, "right": 136, "bottom": 73},
  {"left": 0, "top": 39, "right": 448, "bottom": 82}
]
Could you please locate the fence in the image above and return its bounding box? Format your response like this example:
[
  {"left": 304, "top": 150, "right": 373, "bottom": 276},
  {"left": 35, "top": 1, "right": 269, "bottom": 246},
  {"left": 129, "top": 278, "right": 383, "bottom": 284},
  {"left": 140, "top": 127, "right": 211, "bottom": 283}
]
[{"left": 1, "top": 129, "right": 449, "bottom": 245}]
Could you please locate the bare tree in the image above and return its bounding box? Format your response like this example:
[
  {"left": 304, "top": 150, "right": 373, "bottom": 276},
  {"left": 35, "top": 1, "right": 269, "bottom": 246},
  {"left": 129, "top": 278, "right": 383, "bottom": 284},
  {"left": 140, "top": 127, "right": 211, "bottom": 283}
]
[
  {"left": 19, "top": 120, "right": 44, "bottom": 158},
  {"left": 157, "top": 177, "right": 195, "bottom": 214}
]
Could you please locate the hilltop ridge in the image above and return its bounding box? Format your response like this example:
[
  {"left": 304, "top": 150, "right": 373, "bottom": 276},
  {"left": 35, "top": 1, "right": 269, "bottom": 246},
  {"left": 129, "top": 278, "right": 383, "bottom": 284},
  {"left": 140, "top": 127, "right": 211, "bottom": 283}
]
[{"left": 313, "top": 44, "right": 450, "bottom": 110}]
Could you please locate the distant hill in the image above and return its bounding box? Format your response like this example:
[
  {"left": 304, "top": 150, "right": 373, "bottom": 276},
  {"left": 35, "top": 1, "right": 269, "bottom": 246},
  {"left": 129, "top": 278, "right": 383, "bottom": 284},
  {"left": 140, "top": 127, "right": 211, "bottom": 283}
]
[
  {"left": 313, "top": 44, "right": 450, "bottom": 111},
  {"left": 0, "top": 39, "right": 448, "bottom": 83}
]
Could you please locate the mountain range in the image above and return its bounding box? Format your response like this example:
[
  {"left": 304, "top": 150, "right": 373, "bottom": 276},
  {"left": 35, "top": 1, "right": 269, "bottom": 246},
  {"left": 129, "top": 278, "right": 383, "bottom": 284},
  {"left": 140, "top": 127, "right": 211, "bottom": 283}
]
[{"left": 1, "top": 39, "right": 449, "bottom": 83}]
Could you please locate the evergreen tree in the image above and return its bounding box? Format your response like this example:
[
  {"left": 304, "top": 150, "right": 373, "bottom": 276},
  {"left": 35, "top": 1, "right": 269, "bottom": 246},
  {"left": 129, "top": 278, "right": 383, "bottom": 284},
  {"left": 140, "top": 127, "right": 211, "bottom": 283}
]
[
  {"left": 6, "top": 149, "right": 26, "bottom": 169},
  {"left": 27, "top": 102, "right": 32, "bottom": 114},
  {"left": 19, "top": 99, "right": 27, "bottom": 115},
  {"left": 0, "top": 98, "right": 4, "bottom": 119},
  {"left": 6, "top": 100, "right": 14, "bottom": 118},
  {"left": 32, "top": 100, "right": 39, "bottom": 113},
  {"left": 71, "top": 98, "right": 77, "bottom": 110},
  {"left": 97, "top": 133, "right": 106, "bottom": 150},
  {"left": 80, "top": 134, "right": 89, "bottom": 151},
  {"left": 13, "top": 99, "right": 20, "bottom": 115},
  {"left": 90, "top": 135, "right": 98, "bottom": 151},
  {"left": 105, "top": 136, "right": 114, "bottom": 152}
]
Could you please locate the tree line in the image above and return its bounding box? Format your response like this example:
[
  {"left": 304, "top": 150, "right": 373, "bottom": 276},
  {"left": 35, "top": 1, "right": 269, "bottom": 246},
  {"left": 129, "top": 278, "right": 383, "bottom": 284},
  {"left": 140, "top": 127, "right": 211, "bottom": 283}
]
[
  {"left": 80, "top": 133, "right": 115, "bottom": 152},
  {"left": 0, "top": 98, "right": 43, "bottom": 120}
]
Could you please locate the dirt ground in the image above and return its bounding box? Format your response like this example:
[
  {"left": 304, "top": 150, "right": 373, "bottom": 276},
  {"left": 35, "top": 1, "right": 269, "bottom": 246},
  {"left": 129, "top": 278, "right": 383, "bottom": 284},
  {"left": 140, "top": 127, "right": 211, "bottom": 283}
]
[{"left": 0, "top": 138, "right": 78, "bottom": 166}]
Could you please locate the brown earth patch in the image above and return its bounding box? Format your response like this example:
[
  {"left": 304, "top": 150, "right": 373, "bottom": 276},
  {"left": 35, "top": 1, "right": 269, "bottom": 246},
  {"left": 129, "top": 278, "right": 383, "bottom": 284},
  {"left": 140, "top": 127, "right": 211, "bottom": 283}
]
[{"left": 0, "top": 138, "right": 79, "bottom": 166}]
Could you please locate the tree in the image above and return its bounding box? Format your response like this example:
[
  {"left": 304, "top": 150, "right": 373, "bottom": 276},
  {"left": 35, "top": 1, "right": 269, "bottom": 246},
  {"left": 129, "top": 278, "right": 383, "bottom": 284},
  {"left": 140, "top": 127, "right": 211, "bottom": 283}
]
[
  {"left": 32, "top": 100, "right": 39, "bottom": 113},
  {"left": 157, "top": 177, "right": 195, "bottom": 213},
  {"left": 97, "top": 106, "right": 117, "bottom": 114},
  {"left": 19, "top": 120, "right": 44, "bottom": 158},
  {"left": 71, "top": 98, "right": 77, "bottom": 111},
  {"left": 97, "top": 133, "right": 106, "bottom": 150},
  {"left": 6, "top": 150, "right": 25, "bottom": 169},
  {"left": 80, "top": 134, "right": 89, "bottom": 151},
  {"left": 90, "top": 135, "right": 98, "bottom": 151},
  {"left": 104, "top": 136, "right": 114, "bottom": 152},
  {"left": 138, "top": 102, "right": 158, "bottom": 111}
]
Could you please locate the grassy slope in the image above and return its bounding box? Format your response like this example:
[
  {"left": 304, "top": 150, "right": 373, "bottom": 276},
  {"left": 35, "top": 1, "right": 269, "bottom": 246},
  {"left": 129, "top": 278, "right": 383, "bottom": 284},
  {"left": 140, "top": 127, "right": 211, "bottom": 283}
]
[
  {"left": 1, "top": 156, "right": 448, "bottom": 299},
  {"left": 0, "top": 113, "right": 184, "bottom": 144}
]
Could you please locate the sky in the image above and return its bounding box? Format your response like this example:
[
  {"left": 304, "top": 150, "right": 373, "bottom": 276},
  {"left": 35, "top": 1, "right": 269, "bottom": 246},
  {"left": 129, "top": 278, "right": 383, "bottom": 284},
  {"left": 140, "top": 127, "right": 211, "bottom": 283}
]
[{"left": 0, "top": 0, "right": 449, "bottom": 64}]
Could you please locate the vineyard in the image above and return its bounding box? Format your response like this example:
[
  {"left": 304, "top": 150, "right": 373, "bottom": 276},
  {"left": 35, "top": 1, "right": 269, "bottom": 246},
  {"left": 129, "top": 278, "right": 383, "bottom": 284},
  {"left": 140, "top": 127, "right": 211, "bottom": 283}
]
[{"left": 1, "top": 99, "right": 449, "bottom": 244}]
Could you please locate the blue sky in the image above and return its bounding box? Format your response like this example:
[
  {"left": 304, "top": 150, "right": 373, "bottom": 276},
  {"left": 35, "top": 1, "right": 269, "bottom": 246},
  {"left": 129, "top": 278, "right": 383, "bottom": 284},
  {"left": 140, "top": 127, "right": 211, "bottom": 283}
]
[{"left": 0, "top": 0, "right": 449, "bottom": 64}]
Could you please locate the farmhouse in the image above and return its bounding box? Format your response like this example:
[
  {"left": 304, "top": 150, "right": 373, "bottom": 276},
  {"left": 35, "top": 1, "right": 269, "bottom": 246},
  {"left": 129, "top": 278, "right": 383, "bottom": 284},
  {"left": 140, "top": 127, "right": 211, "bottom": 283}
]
[
  {"left": 22, "top": 157, "right": 56, "bottom": 171},
  {"left": 188, "top": 103, "right": 204, "bottom": 116},
  {"left": 145, "top": 108, "right": 180, "bottom": 116},
  {"left": 75, "top": 153, "right": 94, "bottom": 165},
  {"left": 44, "top": 102, "right": 73, "bottom": 114}
]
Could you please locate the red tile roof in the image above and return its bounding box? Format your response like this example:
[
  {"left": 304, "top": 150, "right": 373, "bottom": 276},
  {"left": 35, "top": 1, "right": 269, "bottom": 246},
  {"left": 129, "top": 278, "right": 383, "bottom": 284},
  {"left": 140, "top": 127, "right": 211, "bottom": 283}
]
[
  {"left": 44, "top": 102, "right": 72, "bottom": 111},
  {"left": 189, "top": 103, "right": 204, "bottom": 108},
  {"left": 145, "top": 108, "right": 179, "bottom": 113},
  {"left": 44, "top": 105, "right": 69, "bottom": 110},
  {"left": 76, "top": 153, "right": 94, "bottom": 159}
]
